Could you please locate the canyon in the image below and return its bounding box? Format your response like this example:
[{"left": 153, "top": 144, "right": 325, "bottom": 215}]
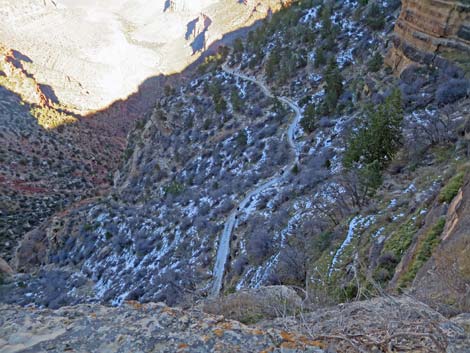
[
  {"left": 0, "top": 0, "right": 283, "bottom": 112},
  {"left": 0, "top": 0, "right": 469, "bottom": 352},
  {"left": 0, "top": 0, "right": 283, "bottom": 263}
]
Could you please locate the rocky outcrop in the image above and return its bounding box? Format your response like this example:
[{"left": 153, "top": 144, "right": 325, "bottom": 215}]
[
  {"left": 0, "top": 296, "right": 468, "bottom": 353},
  {"left": 0, "top": 300, "right": 326, "bottom": 353},
  {"left": 413, "top": 172, "right": 470, "bottom": 314},
  {"left": 0, "top": 257, "right": 13, "bottom": 277},
  {"left": 0, "top": 46, "right": 53, "bottom": 108},
  {"left": 386, "top": 0, "right": 470, "bottom": 73}
]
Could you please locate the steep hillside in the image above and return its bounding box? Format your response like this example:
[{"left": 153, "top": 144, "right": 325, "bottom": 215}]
[
  {"left": 1, "top": 0, "right": 469, "bottom": 326},
  {"left": 412, "top": 173, "right": 470, "bottom": 314},
  {"left": 0, "top": 47, "right": 133, "bottom": 263},
  {"left": 0, "top": 0, "right": 283, "bottom": 265}
]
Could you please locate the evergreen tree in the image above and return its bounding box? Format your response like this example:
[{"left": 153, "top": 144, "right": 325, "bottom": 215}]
[
  {"left": 233, "top": 38, "right": 244, "bottom": 53},
  {"left": 368, "top": 51, "right": 383, "bottom": 72},
  {"left": 343, "top": 89, "right": 403, "bottom": 203},
  {"left": 265, "top": 48, "right": 280, "bottom": 80},
  {"left": 314, "top": 46, "right": 326, "bottom": 69},
  {"left": 366, "top": 3, "right": 385, "bottom": 30},
  {"left": 215, "top": 97, "right": 227, "bottom": 114},
  {"left": 344, "top": 89, "right": 403, "bottom": 169},
  {"left": 230, "top": 89, "right": 243, "bottom": 112},
  {"left": 300, "top": 104, "right": 316, "bottom": 133},
  {"left": 324, "top": 59, "right": 344, "bottom": 114},
  {"left": 237, "top": 130, "right": 248, "bottom": 147},
  {"left": 320, "top": 5, "right": 332, "bottom": 39}
]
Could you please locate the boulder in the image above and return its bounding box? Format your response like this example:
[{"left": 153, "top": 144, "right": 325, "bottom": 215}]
[{"left": 0, "top": 257, "right": 13, "bottom": 276}]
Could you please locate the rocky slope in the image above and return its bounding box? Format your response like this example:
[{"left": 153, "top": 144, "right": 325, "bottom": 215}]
[
  {"left": 0, "top": 10, "right": 469, "bottom": 353},
  {"left": 386, "top": 0, "right": 470, "bottom": 73},
  {"left": 412, "top": 173, "right": 470, "bottom": 314},
  {"left": 1, "top": 295, "right": 469, "bottom": 353},
  {"left": 1, "top": 0, "right": 469, "bottom": 316},
  {"left": 0, "top": 0, "right": 283, "bottom": 265},
  {"left": 0, "top": 46, "right": 132, "bottom": 262}
]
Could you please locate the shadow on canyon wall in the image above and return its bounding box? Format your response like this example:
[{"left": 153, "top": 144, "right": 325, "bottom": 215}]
[{"left": 0, "top": 16, "right": 268, "bottom": 262}]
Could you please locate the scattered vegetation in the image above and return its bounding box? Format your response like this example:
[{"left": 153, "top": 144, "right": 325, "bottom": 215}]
[
  {"left": 398, "top": 218, "right": 446, "bottom": 289},
  {"left": 30, "top": 106, "right": 77, "bottom": 129},
  {"left": 164, "top": 181, "right": 185, "bottom": 196},
  {"left": 365, "top": 2, "right": 385, "bottom": 31},
  {"left": 438, "top": 172, "right": 465, "bottom": 203},
  {"left": 367, "top": 52, "right": 383, "bottom": 72},
  {"left": 198, "top": 46, "right": 230, "bottom": 74},
  {"left": 383, "top": 217, "right": 418, "bottom": 259}
]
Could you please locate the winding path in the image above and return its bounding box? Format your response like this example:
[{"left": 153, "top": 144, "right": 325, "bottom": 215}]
[{"left": 210, "top": 64, "right": 303, "bottom": 296}]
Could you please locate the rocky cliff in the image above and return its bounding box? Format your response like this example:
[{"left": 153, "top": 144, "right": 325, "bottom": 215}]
[
  {"left": 387, "top": 0, "right": 470, "bottom": 73},
  {"left": 412, "top": 173, "right": 470, "bottom": 314}
]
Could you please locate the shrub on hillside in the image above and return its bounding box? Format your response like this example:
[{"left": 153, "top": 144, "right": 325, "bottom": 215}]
[
  {"left": 438, "top": 172, "right": 465, "bottom": 204},
  {"left": 436, "top": 79, "right": 469, "bottom": 106},
  {"left": 300, "top": 104, "right": 316, "bottom": 133},
  {"left": 247, "top": 229, "right": 272, "bottom": 265},
  {"left": 368, "top": 52, "right": 383, "bottom": 72},
  {"left": 365, "top": 3, "right": 385, "bottom": 30}
]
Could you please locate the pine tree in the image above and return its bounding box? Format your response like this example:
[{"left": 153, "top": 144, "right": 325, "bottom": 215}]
[
  {"left": 215, "top": 97, "right": 227, "bottom": 114},
  {"left": 233, "top": 38, "right": 244, "bottom": 53},
  {"left": 300, "top": 104, "right": 316, "bottom": 133},
  {"left": 342, "top": 89, "right": 403, "bottom": 203},
  {"left": 344, "top": 88, "right": 403, "bottom": 169},
  {"left": 324, "top": 59, "right": 344, "bottom": 114},
  {"left": 265, "top": 47, "right": 280, "bottom": 81},
  {"left": 230, "top": 89, "right": 243, "bottom": 112},
  {"left": 366, "top": 3, "right": 385, "bottom": 30},
  {"left": 320, "top": 5, "right": 332, "bottom": 39},
  {"left": 368, "top": 52, "right": 383, "bottom": 72},
  {"left": 314, "top": 46, "right": 326, "bottom": 69}
]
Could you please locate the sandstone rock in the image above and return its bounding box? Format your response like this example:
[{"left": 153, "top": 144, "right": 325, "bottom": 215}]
[
  {"left": 1, "top": 296, "right": 468, "bottom": 352},
  {"left": 0, "top": 257, "right": 13, "bottom": 276},
  {"left": 14, "top": 228, "right": 48, "bottom": 272},
  {"left": 0, "top": 301, "right": 327, "bottom": 353},
  {"left": 386, "top": 0, "right": 470, "bottom": 73}
]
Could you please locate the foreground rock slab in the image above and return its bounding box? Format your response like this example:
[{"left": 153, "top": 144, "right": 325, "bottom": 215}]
[
  {"left": 1, "top": 296, "right": 469, "bottom": 353},
  {"left": 0, "top": 301, "right": 325, "bottom": 353}
]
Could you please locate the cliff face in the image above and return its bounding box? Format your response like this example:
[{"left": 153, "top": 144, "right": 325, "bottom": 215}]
[
  {"left": 387, "top": 0, "right": 470, "bottom": 73},
  {"left": 413, "top": 173, "right": 470, "bottom": 314}
]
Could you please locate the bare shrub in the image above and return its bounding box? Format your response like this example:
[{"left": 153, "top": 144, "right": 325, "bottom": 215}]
[{"left": 436, "top": 79, "right": 469, "bottom": 106}]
